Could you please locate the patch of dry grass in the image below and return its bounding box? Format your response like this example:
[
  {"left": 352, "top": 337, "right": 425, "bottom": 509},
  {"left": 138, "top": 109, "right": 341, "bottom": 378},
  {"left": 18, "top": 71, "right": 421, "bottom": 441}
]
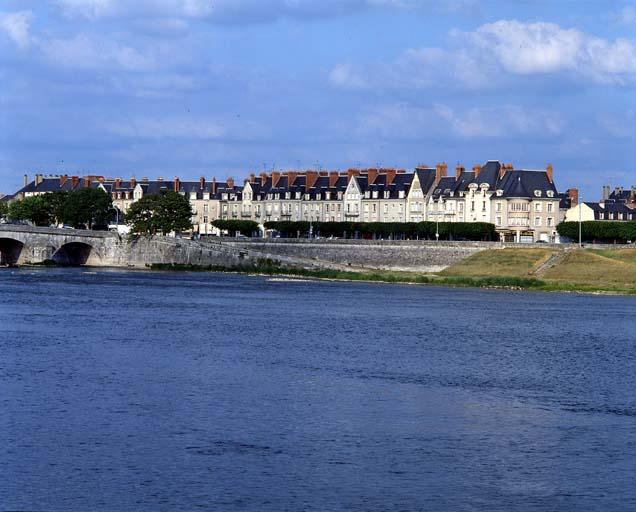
[{"left": 440, "top": 248, "right": 554, "bottom": 278}]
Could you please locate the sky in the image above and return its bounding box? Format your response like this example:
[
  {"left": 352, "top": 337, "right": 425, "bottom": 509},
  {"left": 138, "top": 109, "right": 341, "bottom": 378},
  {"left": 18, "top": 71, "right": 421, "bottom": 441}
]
[{"left": 1, "top": 0, "right": 635, "bottom": 200}]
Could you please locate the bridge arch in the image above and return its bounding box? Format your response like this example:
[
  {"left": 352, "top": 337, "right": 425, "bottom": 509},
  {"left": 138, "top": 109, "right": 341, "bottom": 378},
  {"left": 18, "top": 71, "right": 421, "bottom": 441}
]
[
  {"left": 0, "top": 237, "right": 24, "bottom": 266},
  {"left": 52, "top": 241, "right": 99, "bottom": 266}
]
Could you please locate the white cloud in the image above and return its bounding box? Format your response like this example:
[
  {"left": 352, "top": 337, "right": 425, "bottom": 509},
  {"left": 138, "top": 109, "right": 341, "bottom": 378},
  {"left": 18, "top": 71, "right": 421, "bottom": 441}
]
[
  {"left": 330, "top": 19, "right": 636, "bottom": 92},
  {"left": 107, "top": 117, "right": 226, "bottom": 140},
  {"left": 433, "top": 103, "right": 565, "bottom": 138},
  {"left": 42, "top": 34, "right": 155, "bottom": 71},
  {"left": 0, "top": 10, "right": 34, "bottom": 49}
]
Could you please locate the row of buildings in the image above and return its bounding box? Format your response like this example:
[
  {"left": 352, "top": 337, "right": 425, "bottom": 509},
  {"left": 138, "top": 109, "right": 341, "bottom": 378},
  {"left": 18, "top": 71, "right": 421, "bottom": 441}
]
[
  {"left": 565, "top": 186, "right": 636, "bottom": 222},
  {"left": 5, "top": 160, "right": 586, "bottom": 242}
]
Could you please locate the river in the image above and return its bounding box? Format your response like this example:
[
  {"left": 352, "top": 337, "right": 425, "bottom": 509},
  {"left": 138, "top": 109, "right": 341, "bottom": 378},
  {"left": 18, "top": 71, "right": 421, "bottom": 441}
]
[{"left": 1, "top": 268, "right": 636, "bottom": 511}]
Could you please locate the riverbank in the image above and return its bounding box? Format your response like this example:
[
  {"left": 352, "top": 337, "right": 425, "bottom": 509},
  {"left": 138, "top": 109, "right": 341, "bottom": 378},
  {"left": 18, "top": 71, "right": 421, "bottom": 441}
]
[{"left": 149, "top": 247, "right": 636, "bottom": 295}]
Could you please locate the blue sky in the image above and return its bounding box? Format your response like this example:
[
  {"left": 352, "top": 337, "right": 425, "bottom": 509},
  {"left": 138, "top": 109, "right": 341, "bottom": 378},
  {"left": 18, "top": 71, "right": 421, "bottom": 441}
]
[{"left": 1, "top": 0, "right": 635, "bottom": 199}]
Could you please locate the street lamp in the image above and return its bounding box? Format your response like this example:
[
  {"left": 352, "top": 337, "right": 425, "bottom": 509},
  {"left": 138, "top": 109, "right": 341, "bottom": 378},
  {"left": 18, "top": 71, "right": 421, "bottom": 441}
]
[{"left": 578, "top": 191, "right": 582, "bottom": 248}]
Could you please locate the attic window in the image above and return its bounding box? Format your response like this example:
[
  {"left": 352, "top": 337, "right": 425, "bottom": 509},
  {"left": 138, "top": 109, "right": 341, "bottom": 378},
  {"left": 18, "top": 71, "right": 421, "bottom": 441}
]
[
  {"left": 364, "top": 191, "right": 370, "bottom": 198},
  {"left": 384, "top": 191, "right": 390, "bottom": 199},
  {"left": 496, "top": 190, "right": 503, "bottom": 196},
  {"left": 534, "top": 190, "right": 542, "bottom": 197},
  {"left": 444, "top": 188, "right": 451, "bottom": 194},
  {"left": 547, "top": 191, "right": 554, "bottom": 198}
]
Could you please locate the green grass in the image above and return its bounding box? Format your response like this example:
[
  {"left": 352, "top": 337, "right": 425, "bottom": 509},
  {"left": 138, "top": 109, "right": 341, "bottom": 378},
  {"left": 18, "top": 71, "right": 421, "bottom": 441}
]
[{"left": 439, "top": 248, "right": 553, "bottom": 278}]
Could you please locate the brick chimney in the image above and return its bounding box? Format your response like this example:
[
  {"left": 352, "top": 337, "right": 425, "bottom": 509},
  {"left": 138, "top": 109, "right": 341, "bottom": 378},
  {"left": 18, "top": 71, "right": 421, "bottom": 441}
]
[
  {"left": 173, "top": 177, "right": 180, "bottom": 192},
  {"left": 306, "top": 171, "right": 319, "bottom": 189},
  {"left": 319, "top": 171, "right": 328, "bottom": 177},
  {"left": 346, "top": 168, "right": 360, "bottom": 183},
  {"left": 130, "top": 177, "right": 137, "bottom": 188},
  {"left": 23, "top": 174, "right": 28, "bottom": 187},
  {"left": 272, "top": 171, "right": 281, "bottom": 188},
  {"left": 35, "top": 174, "right": 43, "bottom": 186},
  {"left": 499, "top": 163, "right": 512, "bottom": 180},
  {"left": 71, "top": 176, "right": 79, "bottom": 189},
  {"left": 227, "top": 176, "right": 234, "bottom": 189},
  {"left": 567, "top": 188, "right": 579, "bottom": 207},
  {"left": 385, "top": 169, "right": 397, "bottom": 185},
  {"left": 329, "top": 171, "right": 339, "bottom": 187},
  {"left": 199, "top": 176, "right": 205, "bottom": 189},
  {"left": 60, "top": 175, "right": 68, "bottom": 187},
  {"left": 83, "top": 177, "right": 91, "bottom": 188},
  {"left": 472, "top": 165, "right": 481, "bottom": 179},
  {"left": 287, "top": 171, "right": 298, "bottom": 186},
  {"left": 211, "top": 177, "right": 217, "bottom": 195},
  {"left": 367, "top": 168, "right": 379, "bottom": 185},
  {"left": 260, "top": 172, "right": 268, "bottom": 186},
  {"left": 435, "top": 162, "right": 447, "bottom": 183},
  {"left": 546, "top": 163, "right": 553, "bottom": 184},
  {"left": 455, "top": 165, "right": 464, "bottom": 180}
]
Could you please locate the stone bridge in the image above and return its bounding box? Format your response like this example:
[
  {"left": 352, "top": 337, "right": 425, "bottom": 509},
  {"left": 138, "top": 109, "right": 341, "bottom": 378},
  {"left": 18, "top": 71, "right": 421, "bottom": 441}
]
[{"left": 0, "top": 224, "right": 119, "bottom": 266}]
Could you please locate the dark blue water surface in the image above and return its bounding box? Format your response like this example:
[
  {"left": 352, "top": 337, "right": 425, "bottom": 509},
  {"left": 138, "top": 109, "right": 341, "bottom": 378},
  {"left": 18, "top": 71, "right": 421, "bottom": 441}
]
[{"left": 2, "top": 268, "right": 636, "bottom": 511}]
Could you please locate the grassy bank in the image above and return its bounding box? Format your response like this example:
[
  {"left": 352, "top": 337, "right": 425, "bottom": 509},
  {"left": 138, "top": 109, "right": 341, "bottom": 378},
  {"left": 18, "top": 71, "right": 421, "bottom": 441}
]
[
  {"left": 149, "top": 262, "right": 546, "bottom": 291},
  {"left": 440, "top": 247, "right": 636, "bottom": 295},
  {"left": 150, "top": 247, "right": 636, "bottom": 295}
]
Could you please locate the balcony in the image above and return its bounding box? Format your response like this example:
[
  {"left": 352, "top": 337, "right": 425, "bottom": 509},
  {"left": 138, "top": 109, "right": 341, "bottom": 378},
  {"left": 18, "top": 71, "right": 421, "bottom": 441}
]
[
  {"left": 344, "top": 211, "right": 360, "bottom": 217},
  {"left": 241, "top": 211, "right": 252, "bottom": 218}
]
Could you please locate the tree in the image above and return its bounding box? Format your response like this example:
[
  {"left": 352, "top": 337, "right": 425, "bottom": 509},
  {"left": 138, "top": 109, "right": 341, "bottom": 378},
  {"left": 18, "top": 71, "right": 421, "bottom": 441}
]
[
  {"left": 211, "top": 219, "right": 259, "bottom": 236},
  {"left": 7, "top": 195, "right": 55, "bottom": 226},
  {"left": 126, "top": 191, "right": 193, "bottom": 235},
  {"left": 62, "top": 188, "right": 112, "bottom": 229},
  {"left": 0, "top": 200, "right": 8, "bottom": 221},
  {"left": 42, "top": 191, "right": 69, "bottom": 226}
]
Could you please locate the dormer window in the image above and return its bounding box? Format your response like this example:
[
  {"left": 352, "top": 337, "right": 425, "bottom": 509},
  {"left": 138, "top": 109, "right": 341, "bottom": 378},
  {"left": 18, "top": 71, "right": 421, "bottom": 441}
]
[
  {"left": 285, "top": 192, "right": 291, "bottom": 199},
  {"left": 534, "top": 190, "right": 542, "bottom": 197},
  {"left": 546, "top": 191, "right": 554, "bottom": 198},
  {"left": 496, "top": 190, "right": 503, "bottom": 197},
  {"left": 384, "top": 191, "right": 390, "bottom": 199},
  {"left": 364, "top": 191, "right": 370, "bottom": 198},
  {"left": 372, "top": 191, "right": 378, "bottom": 199}
]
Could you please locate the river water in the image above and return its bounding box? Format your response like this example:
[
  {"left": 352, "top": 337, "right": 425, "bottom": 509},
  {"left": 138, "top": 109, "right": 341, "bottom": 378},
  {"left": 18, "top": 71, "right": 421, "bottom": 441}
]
[{"left": 1, "top": 268, "right": 636, "bottom": 511}]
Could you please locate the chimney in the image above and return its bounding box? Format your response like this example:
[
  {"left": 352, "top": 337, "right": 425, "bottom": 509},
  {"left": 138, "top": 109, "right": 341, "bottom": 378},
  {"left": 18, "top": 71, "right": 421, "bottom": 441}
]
[
  {"left": 546, "top": 163, "right": 553, "bottom": 184},
  {"left": 157, "top": 177, "right": 163, "bottom": 182},
  {"left": 71, "top": 176, "right": 79, "bottom": 189},
  {"left": 272, "top": 171, "right": 281, "bottom": 188},
  {"left": 397, "top": 169, "right": 406, "bottom": 174},
  {"left": 615, "top": 186, "right": 623, "bottom": 197},
  {"left": 499, "top": 163, "right": 512, "bottom": 180},
  {"left": 227, "top": 176, "right": 234, "bottom": 189},
  {"left": 385, "top": 169, "right": 397, "bottom": 185},
  {"left": 602, "top": 185, "right": 610, "bottom": 201},
  {"left": 367, "top": 168, "right": 379, "bottom": 185},
  {"left": 199, "top": 176, "right": 205, "bottom": 189},
  {"left": 130, "top": 177, "right": 137, "bottom": 188},
  {"left": 287, "top": 171, "right": 298, "bottom": 186},
  {"left": 83, "top": 177, "right": 91, "bottom": 188},
  {"left": 473, "top": 165, "right": 481, "bottom": 179},
  {"left": 455, "top": 165, "right": 464, "bottom": 180},
  {"left": 568, "top": 188, "right": 579, "bottom": 207},
  {"left": 35, "top": 174, "right": 43, "bottom": 186},
  {"left": 211, "top": 177, "right": 217, "bottom": 195},
  {"left": 319, "top": 171, "right": 328, "bottom": 177},
  {"left": 435, "top": 162, "right": 447, "bottom": 183},
  {"left": 60, "top": 175, "right": 68, "bottom": 187},
  {"left": 142, "top": 176, "right": 149, "bottom": 182},
  {"left": 260, "top": 172, "right": 268, "bottom": 186},
  {"left": 173, "top": 177, "right": 180, "bottom": 192},
  {"left": 98, "top": 176, "right": 104, "bottom": 184},
  {"left": 249, "top": 173, "right": 256, "bottom": 184},
  {"left": 23, "top": 174, "right": 28, "bottom": 187},
  {"left": 329, "top": 171, "right": 339, "bottom": 187},
  {"left": 346, "top": 168, "right": 360, "bottom": 183},
  {"left": 306, "top": 171, "right": 319, "bottom": 189}
]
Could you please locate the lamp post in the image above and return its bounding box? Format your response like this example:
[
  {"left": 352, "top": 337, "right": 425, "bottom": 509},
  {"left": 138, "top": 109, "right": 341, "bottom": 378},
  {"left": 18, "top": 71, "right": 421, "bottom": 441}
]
[{"left": 578, "top": 192, "right": 582, "bottom": 248}]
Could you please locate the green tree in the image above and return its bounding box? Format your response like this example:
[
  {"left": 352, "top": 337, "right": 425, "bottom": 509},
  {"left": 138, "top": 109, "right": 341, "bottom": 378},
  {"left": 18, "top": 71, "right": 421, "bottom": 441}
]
[
  {"left": 0, "top": 200, "right": 8, "bottom": 220},
  {"left": 62, "top": 188, "right": 112, "bottom": 229},
  {"left": 42, "top": 191, "right": 69, "bottom": 226},
  {"left": 211, "top": 219, "right": 259, "bottom": 236},
  {"left": 126, "top": 191, "right": 193, "bottom": 235},
  {"left": 7, "top": 195, "right": 54, "bottom": 226}
]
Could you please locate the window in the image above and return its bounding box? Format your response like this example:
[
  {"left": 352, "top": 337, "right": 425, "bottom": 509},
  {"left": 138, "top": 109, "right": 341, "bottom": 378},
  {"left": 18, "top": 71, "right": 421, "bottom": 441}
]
[
  {"left": 496, "top": 216, "right": 502, "bottom": 226},
  {"left": 482, "top": 201, "right": 486, "bottom": 212},
  {"left": 471, "top": 201, "right": 475, "bottom": 212},
  {"left": 534, "top": 190, "right": 542, "bottom": 197},
  {"left": 547, "top": 217, "right": 553, "bottom": 226},
  {"left": 384, "top": 204, "right": 388, "bottom": 213},
  {"left": 535, "top": 202, "right": 542, "bottom": 212},
  {"left": 547, "top": 203, "right": 553, "bottom": 213},
  {"left": 534, "top": 216, "right": 541, "bottom": 227},
  {"left": 496, "top": 202, "right": 502, "bottom": 212}
]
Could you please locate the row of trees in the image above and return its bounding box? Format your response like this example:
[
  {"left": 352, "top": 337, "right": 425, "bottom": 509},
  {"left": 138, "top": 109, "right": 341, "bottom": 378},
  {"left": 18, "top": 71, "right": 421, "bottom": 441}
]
[
  {"left": 557, "top": 221, "right": 636, "bottom": 243},
  {"left": 211, "top": 220, "right": 260, "bottom": 236},
  {"left": 3, "top": 189, "right": 112, "bottom": 228},
  {"left": 263, "top": 221, "right": 496, "bottom": 240},
  {"left": 125, "top": 192, "right": 193, "bottom": 235}
]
